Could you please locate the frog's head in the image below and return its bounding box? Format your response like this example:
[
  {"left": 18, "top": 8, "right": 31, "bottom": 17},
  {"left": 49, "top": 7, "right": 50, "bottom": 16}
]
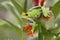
[{"left": 21, "top": 12, "right": 28, "bottom": 18}]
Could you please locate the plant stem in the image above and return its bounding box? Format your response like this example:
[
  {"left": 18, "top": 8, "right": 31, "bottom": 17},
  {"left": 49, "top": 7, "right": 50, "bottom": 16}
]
[
  {"left": 24, "top": 0, "right": 27, "bottom": 12},
  {"left": 36, "top": 18, "right": 43, "bottom": 40},
  {"left": 38, "top": 25, "right": 43, "bottom": 40}
]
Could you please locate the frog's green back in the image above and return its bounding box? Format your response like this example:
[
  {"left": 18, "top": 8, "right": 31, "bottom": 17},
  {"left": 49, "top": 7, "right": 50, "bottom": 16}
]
[
  {"left": 28, "top": 9, "right": 41, "bottom": 17},
  {"left": 21, "top": 9, "right": 41, "bottom": 18}
]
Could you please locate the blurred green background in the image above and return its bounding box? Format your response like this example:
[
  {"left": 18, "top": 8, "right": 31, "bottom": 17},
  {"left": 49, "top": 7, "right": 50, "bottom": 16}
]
[{"left": 0, "top": 0, "right": 60, "bottom": 40}]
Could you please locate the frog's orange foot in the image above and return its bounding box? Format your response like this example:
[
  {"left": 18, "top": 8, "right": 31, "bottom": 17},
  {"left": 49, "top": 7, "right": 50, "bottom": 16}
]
[
  {"left": 44, "top": 15, "right": 51, "bottom": 18},
  {"left": 42, "top": 15, "right": 51, "bottom": 20},
  {"left": 27, "top": 30, "right": 34, "bottom": 37},
  {"left": 23, "top": 24, "right": 31, "bottom": 30}
]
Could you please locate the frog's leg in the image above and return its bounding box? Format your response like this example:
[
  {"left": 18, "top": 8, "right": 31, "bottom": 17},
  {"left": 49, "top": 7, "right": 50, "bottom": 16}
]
[
  {"left": 41, "top": 6, "right": 49, "bottom": 17},
  {"left": 23, "top": 24, "right": 32, "bottom": 30},
  {"left": 33, "top": 0, "right": 39, "bottom": 6},
  {"left": 31, "top": 22, "right": 36, "bottom": 36},
  {"left": 32, "top": 22, "right": 36, "bottom": 32},
  {"left": 27, "top": 22, "right": 36, "bottom": 37},
  {"left": 40, "top": 0, "right": 44, "bottom": 6}
]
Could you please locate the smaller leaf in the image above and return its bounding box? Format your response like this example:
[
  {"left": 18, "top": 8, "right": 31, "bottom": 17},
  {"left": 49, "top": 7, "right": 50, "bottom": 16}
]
[
  {"left": 51, "top": 1, "right": 60, "bottom": 18},
  {"left": 51, "top": 24, "right": 60, "bottom": 34},
  {"left": 1, "top": 3, "right": 24, "bottom": 26},
  {"left": 43, "top": 32, "right": 56, "bottom": 40},
  {"left": 24, "top": 0, "right": 27, "bottom": 12},
  {"left": 1, "top": 19, "right": 23, "bottom": 40},
  {"left": 10, "top": 0, "right": 24, "bottom": 14},
  {"left": 56, "top": 35, "right": 60, "bottom": 40},
  {"left": 0, "top": 19, "right": 5, "bottom": 26}
]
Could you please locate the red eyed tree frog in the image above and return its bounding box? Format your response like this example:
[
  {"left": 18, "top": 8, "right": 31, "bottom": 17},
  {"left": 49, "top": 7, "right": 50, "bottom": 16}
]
[{"left": 21, "top": 6, "right": 50, "bottom": 36}]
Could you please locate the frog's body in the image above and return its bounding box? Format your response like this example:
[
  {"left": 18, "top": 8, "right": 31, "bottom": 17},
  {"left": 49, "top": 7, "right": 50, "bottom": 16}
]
[
  {"left": 21, "top": 6, "right": 48, "bottom": 19},
  {"left": 21, "top": 6, "right": 41, "bottom": 18},
  {"left": 22, "top": 6, "right": 49, "bottom": 36}
]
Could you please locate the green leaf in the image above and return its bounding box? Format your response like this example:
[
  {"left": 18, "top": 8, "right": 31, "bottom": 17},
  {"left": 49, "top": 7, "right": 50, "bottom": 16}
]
[
  {"left": 6, "top": 4, "right": 23, "bottom": 25},
  {"left": 0, "top": 25, "right": 20, "bottom": 40},
  {"left": 0, "top": 19, "right": 5, "bottom": 26},
  {"left": 1, "top": 3, "right": 24, "bottom": 26},
  {"left": 36, "top": 18, "right": 55, "bottom": 40},
  {"left": 51, "top": 25, "right": 60, "bottom": 34},
  {"left": 51, "top": 1, "right": 60, "bottom": 18},
  {"left": 1, "top": 19, "right": 23, "bottom": 40},
  {"left": 10, "top": 0, "right": 24, "bottom": 14},
  {"left": 1, "top": 2, "right": 29, "bottom": 27},
  {"left": 56, "top": 36, "right": 60, "bottom": 40},
  {"left": 6, "top": 4, "right": 29, "bottom": 26},
  {"left": 43, "top": 32, "right": 56, "bottom": 40},
  {"left": 40, "top": 26, "right": 56, "bottom": 40}
]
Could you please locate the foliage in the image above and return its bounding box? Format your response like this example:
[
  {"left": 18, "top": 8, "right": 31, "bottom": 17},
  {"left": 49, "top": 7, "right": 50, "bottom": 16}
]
[{"left": 0, "top": 0, "right": 60, "bottom": 40}]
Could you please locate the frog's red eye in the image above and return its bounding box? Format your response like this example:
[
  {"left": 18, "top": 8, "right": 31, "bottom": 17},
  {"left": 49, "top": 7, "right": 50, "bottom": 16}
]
[{"left": 25, "top": 13, "right": 28, "bottom": 16}]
